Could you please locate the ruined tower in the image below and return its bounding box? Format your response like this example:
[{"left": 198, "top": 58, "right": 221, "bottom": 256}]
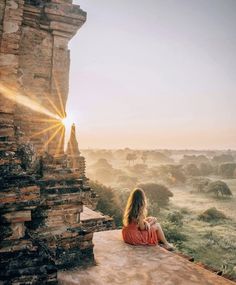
[
  {"left": 0, "top": 0, "right": 86, "bottom": 156},
  {"left": 0, "top": 1, "right": 114, "bottom": 284}
]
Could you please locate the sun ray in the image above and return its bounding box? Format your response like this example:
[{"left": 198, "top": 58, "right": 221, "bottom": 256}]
[
  {"left": 54, "top": 125, "right": 65, "bottom": 157},
  {"left": 52, "top": 74, "right": 66, "bottom": 118},
  {"left": 0, "top": 83, "right": 69, "bottom": 151},
  {"left": 45, "top": 96, "right": 64, "bottom": 119},
  {"left": 30, "top": 118, "right": 59, "bottom": 123},
  {"left": 42, "top": 124, "right": 64, "bottom": 150},
  {"left": 30, "top": 122, "right": 61, "bottom": 138},
  {"left": 0, "top": 84, "right": 61, "bottom": 120}
]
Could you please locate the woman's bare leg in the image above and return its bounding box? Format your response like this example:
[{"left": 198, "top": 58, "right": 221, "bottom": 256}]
[{"left": 152, "top": 222, "right": 173, "bottom": 250}]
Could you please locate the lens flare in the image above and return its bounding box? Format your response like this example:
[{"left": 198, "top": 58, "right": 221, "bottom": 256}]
[
  {"left": 61, "top": 114, "right": 77, "bottom": 151},
  {"left": 0, "top": 84, "right": 61, "bottom": 120},
  {"left": 0, "top": 83, "right": 68, "bottom": 154}
]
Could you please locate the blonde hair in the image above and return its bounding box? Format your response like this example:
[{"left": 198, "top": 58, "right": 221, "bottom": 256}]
[{"left": 123, "top": 188, "right": 147, "bottom": 227}]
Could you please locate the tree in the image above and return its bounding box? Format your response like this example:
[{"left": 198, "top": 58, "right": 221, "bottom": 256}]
[
  {"left": 116, "top": 175, "right": 138, "bottom": 188},
  {"left": 129, "top": 164, "right": 148, "bottom": 175},
  {"left": 191, "top": 177, "right": 211, "bottom": 193},
  {"left": 126, "top": 153, "right": 138, "bottom": 165},
  {"left": 159, "top": 164, "right": 186, "bottom": 185},
  {"left": 198, "top": 207, "right": 227, "bottom": 222},
  {"left": 94, "top": 167, "right": 114, "bottom": 183},
  {"left": 138, "top": 183, "right": 173, "bottom": 207},
  {"left": 218, "top": 163, "right": 236, "bottom": 178},
  {"left": 89, "top": 181, "right": 123, "bottom": 226},
  {"left": 207, "top": 180, "right": 233, "bottom": 197},
  {"left": 141, "top": 152, "right": 148, "bottom": 164},
  {"left": 149, "top": 151, "right": 173, "bottom": 163},
  {"left": 199, "top": 162, "right": 213, "bottom": 176},
  {"left": 180, "top": 155, "right": 209, "bottom": 165},
  {"left": 184, "top": 163, "right": 201, "bottom": 176},
  {"left": 212, "top": 154, "right": 234, "bottom": 164},
  {"left": 92, "top": 158, "right": 113, "bottom": 169},
  {"left": 131, "top": 153, "right": 138, "bottom": 164},
  {"left": 126, "top": 153, "right": 133, "bottom": 166}
]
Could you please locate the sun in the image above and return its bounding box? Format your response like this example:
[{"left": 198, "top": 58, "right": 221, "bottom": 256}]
[
  {"left": 61, "top": 114, "right": 75, "bottom": 128},
  {"left": 61, "top": 114, "right": 77, "bottom": 150}
]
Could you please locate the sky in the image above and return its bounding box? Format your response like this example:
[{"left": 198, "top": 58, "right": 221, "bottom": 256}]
[{"left": 66, "top": 0, "right": 236, "bottom": 149}]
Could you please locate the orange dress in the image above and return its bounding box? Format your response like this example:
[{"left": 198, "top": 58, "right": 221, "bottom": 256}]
[{"left": 122, "top": 220, "right": 158, "bottom": 246}]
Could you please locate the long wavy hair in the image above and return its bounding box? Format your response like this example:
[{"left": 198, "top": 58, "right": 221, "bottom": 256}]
[{"left": 123, "top": 188, "right": 147, "bottom": 227}]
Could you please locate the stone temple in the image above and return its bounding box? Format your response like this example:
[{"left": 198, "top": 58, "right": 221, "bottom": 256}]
[
  {"left": 0, "top": 0, "right": 235, "bottom": 284},
  {"left": 0, "top": 0, "right": 114, "bottom": 284}
]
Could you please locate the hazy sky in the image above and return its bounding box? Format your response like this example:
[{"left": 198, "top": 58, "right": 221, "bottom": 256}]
[{"left": 67, "top": 0, "right": 236, "bottom": 149}]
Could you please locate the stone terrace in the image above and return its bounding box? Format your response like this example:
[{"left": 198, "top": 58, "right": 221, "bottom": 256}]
[{"left": 58, "top": 229, "right": 235, "bottom": 285}]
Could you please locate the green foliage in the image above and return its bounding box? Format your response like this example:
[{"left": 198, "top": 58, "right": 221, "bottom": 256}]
[
  {"left": 129, "top": 164, "right": 148, "bottom": 175},
  {"left": 207, "top": 180, "right": 233, "bottom": 197},
  {"left": 126, "top": 153, "right": 137, "bottom": 164},
  {"left": 212, "top": 154, "right": 234, "bottom": 164},
  {"left": 147, "top": 201, "right": 160, "bottom": 217},
  {"left": 116, "top": 175, "right": 138, "bottom": 188},
  {"left": 180, "top": 155, "right": 209, "bottom": 165},
  {"left": 141, "top": 152, "right": 148, "bottom": 164},
  {"left": 179, "top": 207, "right": 191, "bottom": 215},
  {"left": 218, "top": 163, "right": 236, "bottom": 178},
  {"left": 162, "top": 221, "right": 187, "bottom": 244},
  {"left": 184, "top": 163, "right": 201, "bottom": 176},
  {"left": 89, "top": 181, "right": 123, "bottom": 227},
  {"left": 148, "top": 151, "right": 173, "bottom": 163},
  {"left": 138, "top": 183, "right": 173, "bottom": 207},
  {"left": 159, "top": 164, "right": 186, "bottom": 185},
  {"left": 92, "top": 158, "right": 113, "bottom": 169},
  {"left": 167, "top": 211, "right": 184, "bottom": 226},
  {"left": 191, "top": 177, "right": 211, "bottom": 192},
  {"left": 116, "top": 188, "right": 130, "bottom": 209},
  {"left": 199, "top": 162, "right": 213, "bottom": 176},
  {"left": 94, "top": 167, "right": 114, "bottom": 183},
  {"left": 198, "top": 207, "right": 227, "bottom": 222}
]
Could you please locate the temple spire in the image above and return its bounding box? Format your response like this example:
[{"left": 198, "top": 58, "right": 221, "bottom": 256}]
[
  {"left": 67, "top": 123, "right": 80, "bottom": 156},
  {"left": 66, "top": 123, "right": 85, "bottom": 177}
]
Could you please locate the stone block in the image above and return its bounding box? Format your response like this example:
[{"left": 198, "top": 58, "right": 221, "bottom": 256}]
[
  {"left": 0, "top": 127, "right": 14, "bottom": 137},
  {"left": 50, "top": 21, "right": 78, "bottom": 35},
  {"left": 3, "top": 20, "right": 20, "bottom": 33},
  {"left": 19, "top": 185, "right": 40, "bottom": 194},
  {"left": 3, "top": 210, "right": 31, "bottom": 223},
  {"left": 9, "top": 222, "right": 26, "bottom": 239},
  {"left": 0, "top": 53, "right": 18, "bottom": 67}
]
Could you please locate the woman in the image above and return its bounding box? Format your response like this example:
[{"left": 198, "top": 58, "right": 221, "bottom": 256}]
[{"left": 122, "top": 188, "right": 174, "bottom": 250}]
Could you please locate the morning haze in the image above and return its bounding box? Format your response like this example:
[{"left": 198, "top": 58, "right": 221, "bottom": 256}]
[{"left": 67, "top": 0, "right": 236, "bottom": 149}]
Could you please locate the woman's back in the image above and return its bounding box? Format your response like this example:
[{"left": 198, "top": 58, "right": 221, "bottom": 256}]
[{"left": 122, "top": 217, "right": 158, "bottom": 246}]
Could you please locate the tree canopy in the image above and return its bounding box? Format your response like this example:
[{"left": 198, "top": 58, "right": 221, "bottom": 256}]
[
  {"left": 207, "top": 180, "right": 232, "bottom": 197},
  {"left": 138, "top": 183, "right": 173, "bottom": 206}
]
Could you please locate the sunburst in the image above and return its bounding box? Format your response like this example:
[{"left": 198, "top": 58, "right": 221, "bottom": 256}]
[{"left": 0, "top": 82, "right": 72, "bottom": 155}]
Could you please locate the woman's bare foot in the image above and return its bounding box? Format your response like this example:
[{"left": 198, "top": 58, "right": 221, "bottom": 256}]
[{"left": 162, "top": 243, "right": 175, "bottom": 251}]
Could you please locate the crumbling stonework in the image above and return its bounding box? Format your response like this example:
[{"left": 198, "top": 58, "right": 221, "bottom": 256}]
[
  {"left": 0, "top": 0, "right": 86, "bottom": 155},
  {"left": 0, "top": 1, "right": 114, "bottom": 284},
  {"left": 0, "top": 100, "right": 58, "bottom": 284}
]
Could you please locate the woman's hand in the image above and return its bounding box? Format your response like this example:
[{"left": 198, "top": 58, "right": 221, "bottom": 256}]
[
  {"left": 144, "top": 220, "right": 151, "bottom": 231},
  {"left": 145, "top": 217, "right": 157, "bottom": 226}
]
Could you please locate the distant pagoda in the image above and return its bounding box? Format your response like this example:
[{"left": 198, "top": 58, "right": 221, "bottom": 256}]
[{"left": 67, "top": 123, "right": 86, "bottom": 177}]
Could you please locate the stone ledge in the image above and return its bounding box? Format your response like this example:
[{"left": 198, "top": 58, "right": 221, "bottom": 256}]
[
  {"left": 58, "top": 229, "right": 235, "bottom": 285},
  {"left": 80, "top": 206, "right": 115, "bottom": 232}
]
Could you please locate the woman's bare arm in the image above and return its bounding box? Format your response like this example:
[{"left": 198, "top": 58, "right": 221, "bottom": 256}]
[{"left": 138, "top": 219, "right": 150, "bottom": 230}]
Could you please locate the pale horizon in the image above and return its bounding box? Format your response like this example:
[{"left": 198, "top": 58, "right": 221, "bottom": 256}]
[{"left": 66, "top": 0, "right": 236, "bottom": 150}]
